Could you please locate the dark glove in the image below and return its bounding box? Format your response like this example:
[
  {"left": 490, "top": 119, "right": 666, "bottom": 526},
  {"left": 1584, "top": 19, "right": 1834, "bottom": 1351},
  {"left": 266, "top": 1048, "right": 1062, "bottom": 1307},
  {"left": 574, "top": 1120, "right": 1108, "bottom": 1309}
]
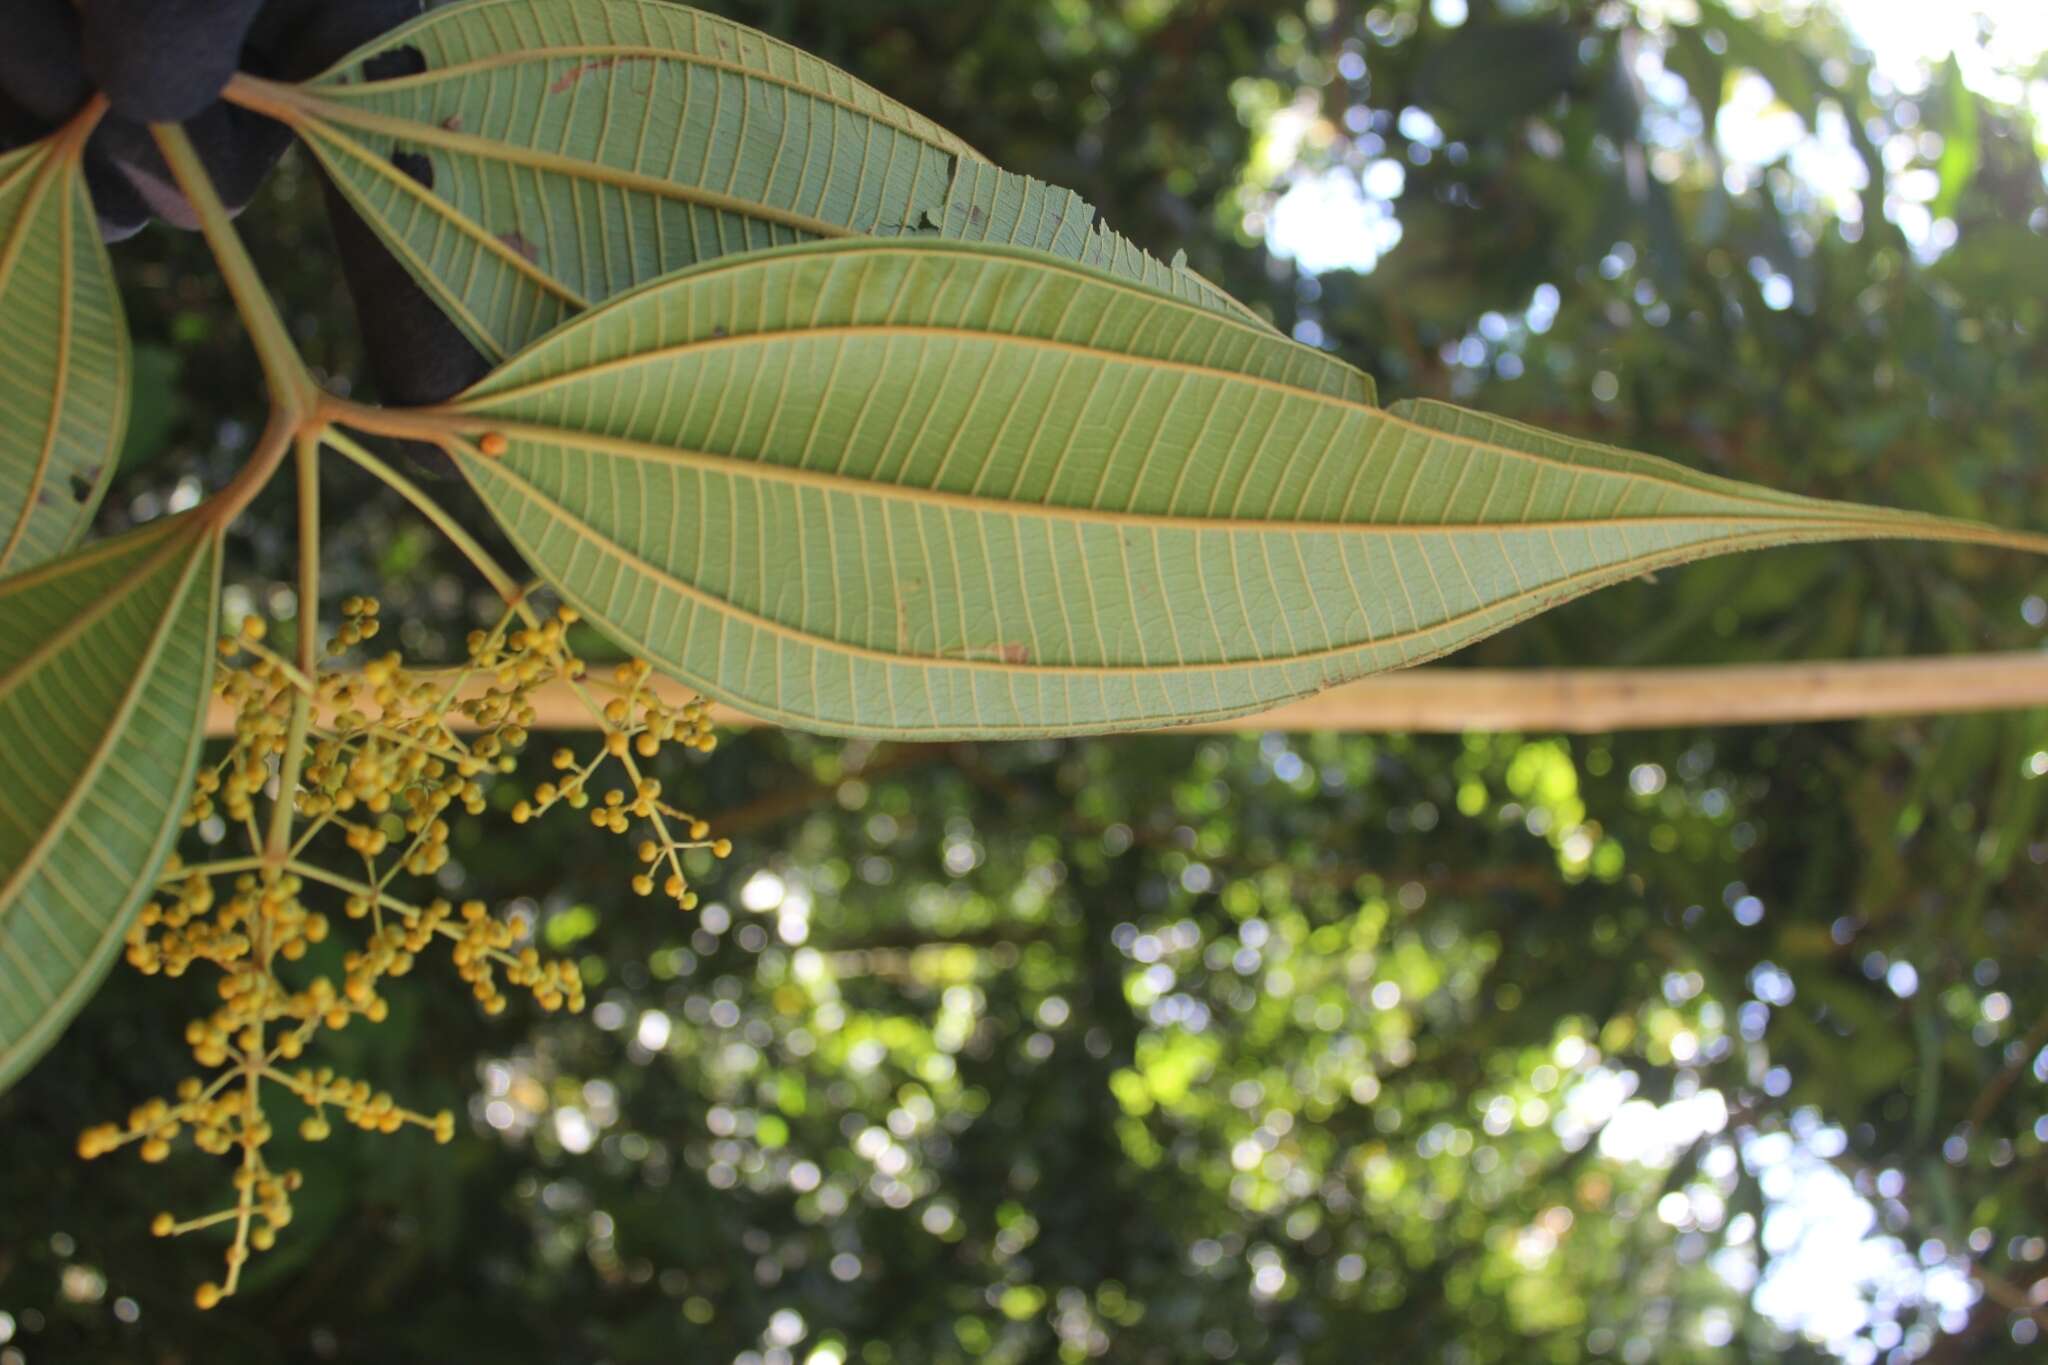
[{"left": 0, "top": 0, "right": 486, "bottom": 406}]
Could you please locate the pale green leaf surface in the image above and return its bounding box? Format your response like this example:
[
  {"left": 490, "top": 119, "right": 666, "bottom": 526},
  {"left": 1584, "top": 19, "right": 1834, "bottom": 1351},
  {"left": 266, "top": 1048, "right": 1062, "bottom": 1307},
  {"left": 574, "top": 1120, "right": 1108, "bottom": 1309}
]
[
  {"left": 0, "top": 138, "right": 131, "bottom": 574},
  {"left": 443, "top": 239, "right": 2018, "bottom": 739},
  {"left": 0, "top": 516, "right": 219, "bottom": 1092},
  {"left": 271, "top": 0, "right": 1262, "bottom": 360}
]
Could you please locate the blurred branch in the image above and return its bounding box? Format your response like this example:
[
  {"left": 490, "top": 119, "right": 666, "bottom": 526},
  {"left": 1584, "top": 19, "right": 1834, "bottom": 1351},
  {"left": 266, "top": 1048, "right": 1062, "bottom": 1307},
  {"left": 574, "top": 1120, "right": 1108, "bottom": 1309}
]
[
  {"left": 1965, "top": 1007, "right": 2048, "bottom": 1131},
  {"left": 1972, "top": 1265, "right": 2048, "bottom": 1331},
  {"left": 207, "top": 653, "right": 2048, "bottom": 736},
  {"left": 711, "top": 745, "right": 943, "bottom": 837}
]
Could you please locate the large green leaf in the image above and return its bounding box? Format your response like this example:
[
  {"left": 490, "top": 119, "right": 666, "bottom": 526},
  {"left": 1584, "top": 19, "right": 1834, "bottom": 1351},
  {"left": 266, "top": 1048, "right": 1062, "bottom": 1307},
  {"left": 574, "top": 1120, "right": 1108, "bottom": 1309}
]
[
  {"left": 0, "top": 132, "right": 131, "bottom": 574},
  {"left": 0, "top": 515, "right": 219, "bottom": 1092},
  {"left": 435, "top": 238, "right": 2039, "bottom": 739},
  {"left": 228, "top": 0, "right": 1264, "bottom": 362}
]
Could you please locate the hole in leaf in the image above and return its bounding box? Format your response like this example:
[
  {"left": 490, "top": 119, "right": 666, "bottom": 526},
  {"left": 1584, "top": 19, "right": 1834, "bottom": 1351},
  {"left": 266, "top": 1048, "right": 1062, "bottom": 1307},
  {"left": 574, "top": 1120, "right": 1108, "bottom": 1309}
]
[{"left": 390, "top": 149, "right": 432, "bottom": 189}]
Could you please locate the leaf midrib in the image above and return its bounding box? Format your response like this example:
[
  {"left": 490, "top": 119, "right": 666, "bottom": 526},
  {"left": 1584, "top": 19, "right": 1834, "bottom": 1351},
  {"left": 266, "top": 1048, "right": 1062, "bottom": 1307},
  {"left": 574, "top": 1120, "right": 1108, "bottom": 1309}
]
[
  {"left": 465, "top": 241, "right": 1310, "bottom": 392},
  {"left": 0, "top": 150, "right": 76, "bottom": 570},
  {"left": 0, "top": 529, "right": 209, "bottom": 938},
  {"left": 456, "top": 324, "right": 1857, "bottom": 520},
  {"left": 462, "top": 446, "right": 1879, "bottom": 675},
  {"left": 468, "top": 415, "right": 1902, "bottom": 536},
  {"left": 0, "top": 143, "right": 67, "bottom": 571},
  {"left": 0, "top": 539, "right": 218, "bottom": 1086},
  {"left": 314, "top": 42, "right": 984, "bottom": 164},
  {"left": 249, "top": 76, "right": 872, "bottom": 243},
  {"left": 304, "top": 0, "right": 987, "bottom": 163},
  {"left": 0, "top": 523, "right": 187, "bottom": 704}
]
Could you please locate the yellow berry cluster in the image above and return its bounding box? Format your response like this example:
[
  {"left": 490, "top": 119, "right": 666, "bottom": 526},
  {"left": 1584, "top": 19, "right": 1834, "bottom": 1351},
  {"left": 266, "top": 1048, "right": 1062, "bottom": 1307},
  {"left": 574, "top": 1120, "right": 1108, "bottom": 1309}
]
[
  {"left": 80, "top": 594, "right": 728, "bottom": 1309},
  {"left": 513, "top": 658, "right": 728, "bottom": 909}
]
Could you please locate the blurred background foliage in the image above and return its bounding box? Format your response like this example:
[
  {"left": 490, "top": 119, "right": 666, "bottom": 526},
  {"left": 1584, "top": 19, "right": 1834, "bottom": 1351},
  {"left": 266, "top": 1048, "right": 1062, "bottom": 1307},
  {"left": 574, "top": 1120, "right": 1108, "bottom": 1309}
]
[{"left": 4, "top": 0, "right": 2048, "bottom": 1362}]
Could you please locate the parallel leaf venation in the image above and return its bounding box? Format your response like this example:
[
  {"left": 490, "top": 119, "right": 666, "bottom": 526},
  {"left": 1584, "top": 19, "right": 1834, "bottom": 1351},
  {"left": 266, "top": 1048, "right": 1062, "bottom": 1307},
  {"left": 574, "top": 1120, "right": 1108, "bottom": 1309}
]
[
  {"left": 317, "top": 0, "right": 980, "bottom": 160},
  {"left": 291, "top": 0, "right": 1265, "bottom": 358},
  {"left": 448, "top": 240, "right": 1937, "bottom": 737},
  {"left": 0, "top": 139, "right": 130, "bottom": 574},
  {"left": 0, "top": 518, "right": 219, "bottom": 1088}
]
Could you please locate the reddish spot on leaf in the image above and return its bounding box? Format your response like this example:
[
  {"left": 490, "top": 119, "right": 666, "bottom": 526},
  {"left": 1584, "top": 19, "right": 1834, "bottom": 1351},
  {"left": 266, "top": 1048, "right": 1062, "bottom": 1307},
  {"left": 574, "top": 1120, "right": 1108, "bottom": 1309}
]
[
  {"left": 547, "top": 55, "right": 657, "bottom": 93},
  {"left": 440, "top": 114, "right": 463, "bottom": 131},
  {"left": 497, "top": 231, "right": 541, "bottom": 265}
]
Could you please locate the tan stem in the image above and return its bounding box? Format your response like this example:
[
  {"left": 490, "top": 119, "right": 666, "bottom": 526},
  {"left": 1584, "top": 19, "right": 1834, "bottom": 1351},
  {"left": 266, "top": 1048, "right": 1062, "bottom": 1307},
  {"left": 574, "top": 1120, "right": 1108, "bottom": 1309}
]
[
  {"left": 204, "top": 652, "right": 2048, "bottom": 736},
  {"left": 149, "top": 123, "right": 317, "bottom": 419},
  {"left": 263, "top": 435, "right": 321, "bottom": 858}
]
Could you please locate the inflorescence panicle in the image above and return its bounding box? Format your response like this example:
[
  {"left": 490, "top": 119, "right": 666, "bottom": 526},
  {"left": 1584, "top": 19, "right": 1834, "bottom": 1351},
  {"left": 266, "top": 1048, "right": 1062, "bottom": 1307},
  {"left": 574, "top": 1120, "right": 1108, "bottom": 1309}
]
[{"left": 78, "top": 597, "right": 728, "bottom": 1307}]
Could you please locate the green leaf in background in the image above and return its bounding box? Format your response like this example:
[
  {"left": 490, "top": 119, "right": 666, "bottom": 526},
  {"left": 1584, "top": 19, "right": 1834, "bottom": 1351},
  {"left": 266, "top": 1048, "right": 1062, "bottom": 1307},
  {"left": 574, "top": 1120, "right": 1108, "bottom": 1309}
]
[
  {"left": 0, "top": 514, "right": 220, "bottom": 1093},
  {"left": 230, "top": 0, "right": 1264, "bottom": 364},
  {"left": 115, "top": 343, "right": 184, "bottom": 476},
  {"left": 1664, "top": 25, "right": 1726, "bottom": 141},
  {"left": 435, "top": 239, "right": 2041, "bottom": 738},
  {"left": 1931, "top": 55, "right": 1979, "bottom": 222},
  {"left": 0, "top": 128, "right": 131, "bottom": 574},
  {"left": 1929, "top": 222, "right": 2048, "bottom": 305},
  {"left": 1414, "top": 21, "right": 1580, "bottom": 131},
  {"left": 1698, "top": 0, "right": 1819, "bottom": 123}
]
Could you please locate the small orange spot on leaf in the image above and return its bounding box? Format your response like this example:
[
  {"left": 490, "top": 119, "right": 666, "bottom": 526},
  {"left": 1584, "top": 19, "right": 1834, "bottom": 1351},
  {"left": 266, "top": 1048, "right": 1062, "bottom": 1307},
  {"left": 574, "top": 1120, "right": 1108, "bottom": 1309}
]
[
  {"left": 496, "top": 230, "right": 541, "bottom": 265},
  {"left": 547, "top": 55, "right": 656, "bottom": 93}
]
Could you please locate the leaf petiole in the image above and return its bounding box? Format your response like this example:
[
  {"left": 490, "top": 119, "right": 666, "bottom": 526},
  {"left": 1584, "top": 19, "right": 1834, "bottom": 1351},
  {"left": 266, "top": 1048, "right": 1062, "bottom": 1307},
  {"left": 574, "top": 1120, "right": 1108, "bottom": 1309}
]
[
  {"left": 148, "top": 124, "right": 317, "bottom": 423},
  {"left": 314, "top": 421, "right": 528, "bottom": 605}
]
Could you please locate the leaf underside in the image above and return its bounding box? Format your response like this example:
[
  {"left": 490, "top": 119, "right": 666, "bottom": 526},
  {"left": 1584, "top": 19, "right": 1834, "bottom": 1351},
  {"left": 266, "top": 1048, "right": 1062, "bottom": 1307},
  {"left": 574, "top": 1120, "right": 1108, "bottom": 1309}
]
[
  {"left": 286, "top": 0, "right": 1266, "bottom": 362},
  {"left": 0, "top": 137, "right": 131, "bottom": 575},
  {"left": 0, "top": 517, "right": 219, "bottom": 1092},
  {"left": 446, "top": 238, "right": 1968, "bottom": 739}
]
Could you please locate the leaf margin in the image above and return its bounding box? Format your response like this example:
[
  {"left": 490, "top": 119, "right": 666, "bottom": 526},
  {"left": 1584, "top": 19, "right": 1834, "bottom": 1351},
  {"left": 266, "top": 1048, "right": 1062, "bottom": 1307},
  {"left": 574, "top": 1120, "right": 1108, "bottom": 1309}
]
[
  {"left": 426, "top": 236, "right": 2034, "bottom": 740},
  {"left": 0, "top": 512, "right": 221, "bottom": 1093}
]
